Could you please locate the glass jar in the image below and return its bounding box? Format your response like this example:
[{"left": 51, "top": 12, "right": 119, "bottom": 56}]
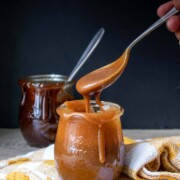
[
  {"left": 54, "top": 100, "right": 124, "bottom": 180},
  {"left": 18, "top": 74, "right": 74, "bottom": 147}
]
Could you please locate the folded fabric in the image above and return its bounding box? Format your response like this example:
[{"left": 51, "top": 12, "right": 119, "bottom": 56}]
[
  {"left": 0, "top": 136, "right": 179, "bottom": 180},
  {"left": 123, "top": 136, "right": 180, "bottom": 180},
  {"left": 0, "top": 145, "right": 56, "bottom": 180}
]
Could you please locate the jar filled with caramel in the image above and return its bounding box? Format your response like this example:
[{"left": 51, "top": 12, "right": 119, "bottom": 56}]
[
  {"left": 18, "top": 74, "right": 74, "bottom": 147},
  {"left": 55, "top": 100, "right": 124, "bottom": 180}
]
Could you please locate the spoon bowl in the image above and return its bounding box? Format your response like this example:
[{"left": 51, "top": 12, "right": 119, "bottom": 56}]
[{"left": 76, "top": 49, "right": 129, "bottom": 95}]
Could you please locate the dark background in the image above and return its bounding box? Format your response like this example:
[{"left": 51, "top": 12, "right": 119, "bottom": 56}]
[{"left": 0, "top": 0, "right": 180, "bottom": 129}]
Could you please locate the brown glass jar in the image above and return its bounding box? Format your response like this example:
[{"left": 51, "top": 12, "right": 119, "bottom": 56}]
[
  {"left": 55, "top": 100, "right": 124, "bottom": 180},
  {"left": 18, "top": 74, "right": 74, "bottom": 147}
]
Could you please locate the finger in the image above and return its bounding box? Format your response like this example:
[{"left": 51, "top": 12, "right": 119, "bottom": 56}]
[
  {"left": 173, "top": 0, "right": 180, "bottom": 9},
  {"left": 157, "top": 1, "right": 174, "bottom": 17},
  {"left": 175, "top": 29, "right": 180, "bottom": 40},
  {"left": 166, "top": 15, "right": 180, "bottom": 32}
]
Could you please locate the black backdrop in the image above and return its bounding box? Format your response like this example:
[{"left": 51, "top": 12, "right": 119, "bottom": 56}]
[{"left": 0, "top": 0, "right": 180, "bottom": 128}]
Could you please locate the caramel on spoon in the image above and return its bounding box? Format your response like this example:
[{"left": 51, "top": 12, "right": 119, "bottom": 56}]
[{"left": 76, "top": 48, "right": 130, "bottom": 112}]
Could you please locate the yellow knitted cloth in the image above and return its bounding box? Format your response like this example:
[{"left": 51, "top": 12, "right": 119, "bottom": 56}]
[{"left": 0, "top": 136, "right": 179, "bottom": 180}]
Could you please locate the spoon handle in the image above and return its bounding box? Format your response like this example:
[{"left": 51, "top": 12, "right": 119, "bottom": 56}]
[
  {"left": 68, "top": 28, "right": 105, "bottom": 82},
  {"left": 128, "top": 7, "right": 179, "bottom": 50}
]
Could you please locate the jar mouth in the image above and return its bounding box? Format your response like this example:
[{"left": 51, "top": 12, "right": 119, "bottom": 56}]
[
  {"left": 60, "top": 100, "right": 122, "bottom": 112},
  {"left": 19, "top": 74, "right": 74, "bottom": 87},
  {"left": 57, "top": 100, "right": 124, "bottom": 124}
]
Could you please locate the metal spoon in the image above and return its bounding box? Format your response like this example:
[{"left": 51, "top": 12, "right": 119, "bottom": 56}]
[
  {"left": 76, "top": 7, "right": 179, "bottom": 104},
  {"left": 67, "top": 28, "right": 105, "bottom": 82},
  {"left": 128, "top": 7, "right": 179, "bottom": 50}
]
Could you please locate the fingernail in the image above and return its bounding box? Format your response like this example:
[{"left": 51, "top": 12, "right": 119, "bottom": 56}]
[{"left": 167, "top": 21, "right": 173, "bottom": 32}]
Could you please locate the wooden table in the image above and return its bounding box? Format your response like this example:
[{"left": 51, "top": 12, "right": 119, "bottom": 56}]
[{"left": 0, "top": 129, "right": 179, "bottom": 179}]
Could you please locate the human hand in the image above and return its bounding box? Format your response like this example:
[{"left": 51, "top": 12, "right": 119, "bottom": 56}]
[{"left": 157, "top": 0, "right": 180, "bottom": 43}]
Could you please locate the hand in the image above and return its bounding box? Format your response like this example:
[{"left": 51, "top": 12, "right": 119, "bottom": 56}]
[{"left": 157, "top": 0, "right": 180, "bottom": 43}]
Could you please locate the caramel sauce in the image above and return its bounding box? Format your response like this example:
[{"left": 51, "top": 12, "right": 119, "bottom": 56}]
[
  {"left": 55, "top": 48, "right": 130, "bottom": 179},
  {"left": 76, "top": 48, "right": 130, "bottom": 112},
  {"left": 76, "top": 48, "right": 130, "bottom": 165},
  {"left": 55, "top": 100, "right": 124, "bottom": 179},
  {"left": 98, "top": 126, "right": 105, "bottom": 163},
  {"left": 19, "top": 80, "right": 73, "bottom": 147}
]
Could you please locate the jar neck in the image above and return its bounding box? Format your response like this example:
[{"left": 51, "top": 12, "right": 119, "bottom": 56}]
[{"left": 57, "top": 100, "right": 123, "bottom": 125}]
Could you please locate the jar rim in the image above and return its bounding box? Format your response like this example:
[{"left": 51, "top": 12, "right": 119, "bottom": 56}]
[
  {"left": 57, "top": 100, "right": 124, "bottom": 125},
  {"left": 19, "top": 74, "right": 74, "bottom": 86}
]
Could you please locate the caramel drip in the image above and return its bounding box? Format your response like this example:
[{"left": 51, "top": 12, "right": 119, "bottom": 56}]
[
  {"left": 98, "top": 125, "right": 105, "bottom": 164},
  {"left": 74, "top": 48, "right": 130, "bottom": 164},
  {"left": 95, "top": 91, "right": 103, "bottom": 109},
  {"left": 76, "top": 48, "right": 130, "bottom": 112},
  {"left": 84, "top": 92, "right": 103, "bottom": 113},
  {"left": 83, "top": 95, "right": 90, "bottom": 113}
]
